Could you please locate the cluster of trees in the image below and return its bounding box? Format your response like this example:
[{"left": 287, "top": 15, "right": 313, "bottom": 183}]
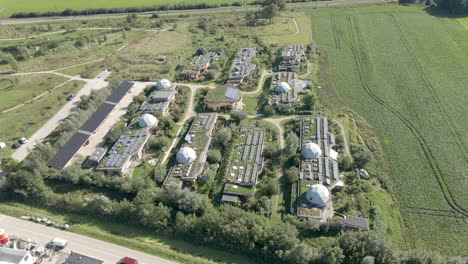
[{"left": 398, "top": 0, "right": 467, "bottom": 13}]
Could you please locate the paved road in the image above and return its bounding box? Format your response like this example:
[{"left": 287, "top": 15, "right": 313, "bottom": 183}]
[
  {"left": 0, "top": 0, "right": 391, "bottom": 25},
  {"left": 0, "top": 214, "right": 176, "bottom": 264},
  {"left": 11, "top": 71, "right": 111, "bottom": 162}
]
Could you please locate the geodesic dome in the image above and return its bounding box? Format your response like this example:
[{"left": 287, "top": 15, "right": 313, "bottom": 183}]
[
  {"left": 138, "top": 114, "right": 158, "bottom": 128},
  {"left": 157, "top": 79, "right": 172, "bottom": 90},
  {"left": 276, "top": 82, "right": 291, "bottom": 93},
  {"left": 176, "top": 147, "right": 197, "bottom": 164},
  {"left": 306, "top": 184, "right": 330, "bottom": 206},
  {"left": 301, "top": 142, "right": 322, "bottom": 159}
]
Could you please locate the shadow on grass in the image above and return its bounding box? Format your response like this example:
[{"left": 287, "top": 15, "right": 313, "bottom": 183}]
[{"left": 423, "top": 6, "right": 467, "bottom": 18}]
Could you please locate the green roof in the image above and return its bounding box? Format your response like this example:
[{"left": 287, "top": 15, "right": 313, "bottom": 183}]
[{"left": 206, "top": 85, "right": 229, "bottom": 102}]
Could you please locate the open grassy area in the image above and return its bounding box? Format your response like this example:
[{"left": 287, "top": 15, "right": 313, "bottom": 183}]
[
  {"left": 0, "top": 80, "right": 84, "bottom": 159},
  {"left": 0, "top": 74, "right": 68, "bottom": 111},
  {"left": 0, "top": 202, "right": 257, "bottom": 264},
  {"left": 311, "top": 6, "right": 468, "bottom": 255}
]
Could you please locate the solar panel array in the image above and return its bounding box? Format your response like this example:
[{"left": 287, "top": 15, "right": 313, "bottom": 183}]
[
  {"left": 299, "top": 117, "right": 341, "bottom": 187},
  {"left": 205, "top": 113, "right": 216, "bottom": 130},
  {"left": 101, "top": 129, "right": 149, "bottom": 169},
  {"left": 231, "top": 128, "right": 265, "bottom": 183},
  {"left": 228, "top": 47, "right": 256, "bottom": 81},
  {"left": 139, "top": 100, "right": 170, "bottom": 113},
  {"left": 48, "top": 81, "right": 134, "bottom": 169},
  {"left": 225, "top": 87, "right": 240, "bottom": 100}
]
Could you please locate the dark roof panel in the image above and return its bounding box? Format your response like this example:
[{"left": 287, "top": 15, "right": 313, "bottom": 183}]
[
  {"left": 48, "top": 132, "right": 90, "bottom": 169},
  {"left": 342, "top": 216, "right": 369, "bottom": 230},
  {"left": 107, "top": 81, "right": 134, "bottom": 103},
  {"left": 65, "top": 252, "right": 104, "bottom": 264},
  {"left": 79, "top": 103, "right": 115, "bottom": 133}
]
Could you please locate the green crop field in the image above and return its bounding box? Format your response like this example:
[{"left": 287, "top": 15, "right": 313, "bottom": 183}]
[
  {"left": 0, "top": 0, "right": 249, "bottom": 18},
  {"left": 311, "top": 6, "right": 468, "bottom": 255}
]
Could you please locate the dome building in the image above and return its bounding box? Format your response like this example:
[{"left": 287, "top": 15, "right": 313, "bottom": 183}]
[
  {"left": 157, "top": 79, "right": 172, "bottom": 90},
  {"left": 306, "top": 184, "right": 330, "bottom": 207},
  {"left": 275, "top": 82, "right": 291, "bottom": 93},
  {"left": 138, "top": 114, "right": 158, "bottom": 128},
  {"left": 176, "top": 147, "right": 197, "bottom": 164},
  {"left": 301, "top": 142, "right": 322, "bottom": 159}
]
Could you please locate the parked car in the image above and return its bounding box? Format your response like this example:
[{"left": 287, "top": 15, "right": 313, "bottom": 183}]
[
  {"left": 117, "top": 257, "right": 139, "bottom": 264},
  {"left": 12, "top": 143, "right": 21, "bottom": 149},
  {"left": 18, "top": 137, "right": 28, "bottom": 144},
  {"left": 66, "top": 93, "right": 75, "bottom": 101},
  {"left": 46, "top": 238, "right": 68, "bottom": 250}
]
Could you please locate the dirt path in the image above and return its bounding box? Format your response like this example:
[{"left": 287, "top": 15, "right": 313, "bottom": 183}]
[
  {"left": 332, "top": 119, "right": 351, "bottom": 158},
  {"left": 11, "top": 70, "right": 111, "bottom": 162},
  {"left": 263, "top": 116, "right": 297, "bottom": 149},
  {"left": 159, "top": 82, "right": 216, "bottom": 164}
]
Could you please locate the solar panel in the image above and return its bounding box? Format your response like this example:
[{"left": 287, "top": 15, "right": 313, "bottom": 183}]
[
  {"left": 79, "top": 103, "right": 116, "bottom": 133},
  {"left": 107, "top": 81, "right": 134, "bottom": 103},
  {"left": 225, "top": 87, "right": 240, "bottom": 100},
  {"left": 317, "top": 117, "right": 321, "bottom": 140},
  {"left": 48, "top": 132, "right": 90, "bottom": 168}
]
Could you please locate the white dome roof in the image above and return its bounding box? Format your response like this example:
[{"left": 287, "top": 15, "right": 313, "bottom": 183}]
[
  {"left": 302, "top": 142, "right": 322, "bottom": 159},
  {"left": 276, "top": 82, "right": 291, "bottom": 93},
  {"left": 176, "top": 147, "right": 197, "bottom": 164},
  {"left": 138, "top": 114, "right": 158, "bottom": 128},
  {"left": 306, "top": 184, "right": 330, "bottom": 205},
  {"left": 157, "top": 79, "right": 172, "bottom": 90}
]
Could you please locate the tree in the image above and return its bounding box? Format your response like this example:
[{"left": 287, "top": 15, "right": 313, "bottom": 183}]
[
  {"left": 336, "top": 232, "right": 397, "bottom": 264},
  {"left": 247, "top": 196, "right": 272, "bottom": 216},
  {"left": 339, "top": 156, "right": 353, "bottom": 171},
  {"left": 284, "top": 132, "right": 299, "bottom": 158},
  {"left": 260, "top": 178, "right": 279, "bottom": 197},
  {"left": 214, "top": 128, "right": 232, "bottom": 146},
  {"left": 0, "top": 158, "right": 19, "bottom": 173},
  {"left": 153, "top": 165, "right": 167, "bottom": 184},
  {"left": 284, "top": 243, "right": 315, "bottom": 264},
  {"left": 263, "top": 105, "right": 276, "bottom": 116},
  {"left": 147, "top": 136, "right": 171, "bottom": 153},
  {"left": 283, "top": 166, "right": 298, "bottom": 184},
  {"left": 105, "top": 122, "right": 126, "bottom": 145},
  {"left": 398, "top": 250, "right": 443, "bottom": 264},
  {"left": 206, "top": 149, "right": 222, "bottom": 164},
  {"left": 354, "top": 151, "right": 372, "bottom": 168},
  {"left": 230, "top": 110, "right": 247, "bottom": 123},
  {"left": 303, "top": 92, "right": 318, "bottom": 111},
  {"left": 263, "top": 143, "right": 281, "bottom": 159},
  {"left": 260, "top": 0, "right": 286, "bottom": 24}
]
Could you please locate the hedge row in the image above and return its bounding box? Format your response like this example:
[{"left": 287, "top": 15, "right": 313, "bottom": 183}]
[{"left": 10, "top": 0, "right": 322, "bottom": 18}]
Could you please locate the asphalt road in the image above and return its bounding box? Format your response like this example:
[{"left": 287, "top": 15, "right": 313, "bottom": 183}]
[
  {"left": 0, "top": 0, "right": 390, "bottom": 25},
  {"left": 0, "top": 214, "right": 177, "bottom": 264}
]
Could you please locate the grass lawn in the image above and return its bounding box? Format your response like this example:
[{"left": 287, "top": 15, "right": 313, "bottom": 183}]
[
  {"left": 0, "top": 80, "right": 85, "bottom": 159},
  {"left": 311, "top": 6, "right": 468, "bottom": 255},
  {"left": 0, "top": 202, "right": 257, "bottom": 264},
  {"left": 0, "top": 74, "right": 68, "bottom": 111},
  {"left": 261, "top": 12, "right": 313, "bottom": 45},
  {"left": 242, "top": 95, "right": 259, "bottom": 115}
]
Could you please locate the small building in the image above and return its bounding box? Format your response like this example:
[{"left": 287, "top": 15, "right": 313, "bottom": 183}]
[
  {"left": 96, "top": 116, "right": 155, "bottom": 175},
  {"left": 279, "top": 44, "right": 306, "bottom": 72},
  {"left": 0, "top": 248, "right": 33, "bottom": 264},
  {"left": 220, "top": 194, "right": 239, "bottom": 203},
  {"left": 269, "top": 71, "right": 310, "bottom": 113},
  {"left": 341, "top": 216, "right": 370, "bottom": 231},
  {"left": 205, "top": 85, "right": 241, "bottom": 111},
  {"left": 64, "top": 251, "right": 103, "bottom": 264},
  {"left": 82, "top": 147, "right": 107, "bottom": 169},
  {"left": 164, "top": 113, "right": 218, "bottom": 185},
  {"left": 140, "top": 82, "right": 177, "bottom": 116},
  {"left": 185, "top": 51, "right": 218, "bottom": 80},
  {"left": 227, "top": 47, "right": 256, "bottom": 84}
]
